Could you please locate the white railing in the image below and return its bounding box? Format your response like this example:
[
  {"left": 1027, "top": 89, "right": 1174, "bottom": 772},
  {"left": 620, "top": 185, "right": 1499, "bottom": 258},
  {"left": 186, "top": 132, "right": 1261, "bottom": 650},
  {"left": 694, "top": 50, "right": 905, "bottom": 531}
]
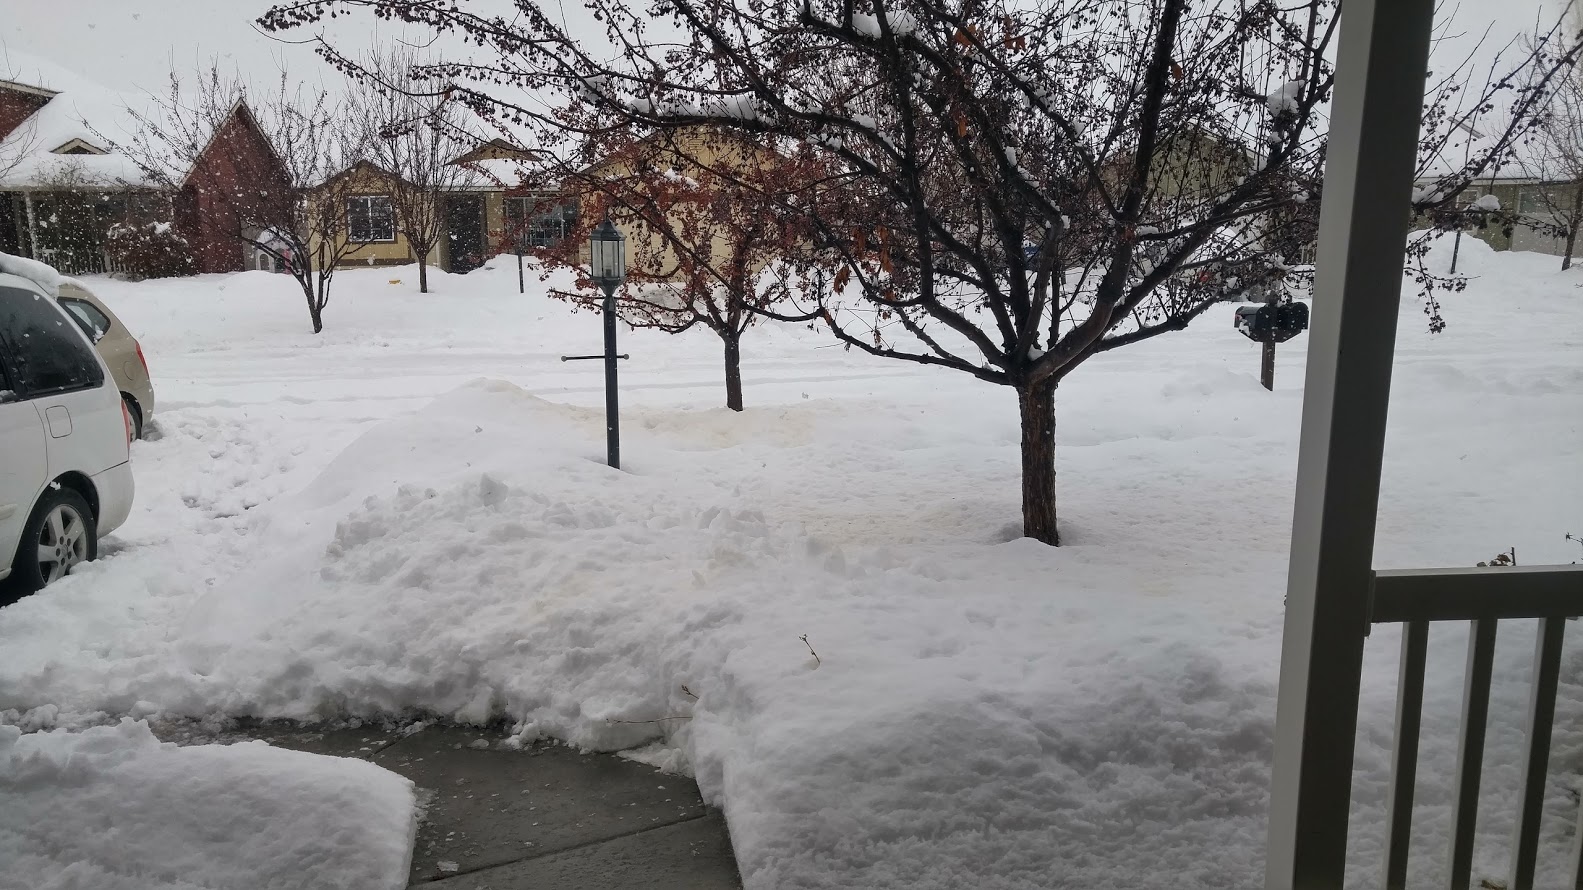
[{"left": 1371, "top": 565, "right": 1583, "bottom": 890}]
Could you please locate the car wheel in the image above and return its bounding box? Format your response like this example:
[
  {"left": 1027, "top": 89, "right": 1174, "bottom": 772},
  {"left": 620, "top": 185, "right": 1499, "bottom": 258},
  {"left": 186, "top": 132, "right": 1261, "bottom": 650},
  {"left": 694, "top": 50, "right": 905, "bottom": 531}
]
[
  {"left": 122, "top": 394, "right": 144, "bottom": 441},
  {"left": 9, "top": 487, "right": 97, "bottom": 594}
]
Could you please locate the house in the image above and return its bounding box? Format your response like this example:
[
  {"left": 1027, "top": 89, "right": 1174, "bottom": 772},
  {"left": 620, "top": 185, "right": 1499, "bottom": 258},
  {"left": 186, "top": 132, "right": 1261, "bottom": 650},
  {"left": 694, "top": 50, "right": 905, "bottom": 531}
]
[
  {"left": 1434, "top": 174, "right": 1583, "bottom": 257},
  {"left": 170, "top": 99, "right": 292, "bottom": 274},
  {"left": 0, "top": 51, "right": 290, "bottom": 275},
  {"left": 553, "top": 127, "right": 805, "bottom": 280},
  {"left": 307, "top": 139, "right": 574, "bottom": 274},
  {"left": 0, "top": 52, "right": 163, "bottom": 274}
]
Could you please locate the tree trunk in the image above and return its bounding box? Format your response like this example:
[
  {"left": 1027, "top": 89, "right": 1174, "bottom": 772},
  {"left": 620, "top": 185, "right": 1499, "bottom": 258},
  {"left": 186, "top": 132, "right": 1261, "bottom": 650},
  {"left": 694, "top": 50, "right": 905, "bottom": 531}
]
[
  {"left": 1565, "top": 187, "right": 1583, "bottom": 271},
  {"left": 1017, "top": 377, "right": 1058, "bottom": 545},
  {"left": 418, "top": 256, "right": 430, "bottom": 293},
  {"left": 723, "top": 331, "right": 744, "bottom": 412}
]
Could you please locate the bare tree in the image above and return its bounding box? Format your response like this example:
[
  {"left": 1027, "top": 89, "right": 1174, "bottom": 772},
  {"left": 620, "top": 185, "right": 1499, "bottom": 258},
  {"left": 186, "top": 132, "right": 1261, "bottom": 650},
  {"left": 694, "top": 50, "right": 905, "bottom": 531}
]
[
  {"left": 0, "top": 114, "right": 38, "bottom": 186},
  {"left": 1515, "top": 32, "right": 1583, "bottom": 270},
  {"left": 262, "top": 0, "right": 1582, "bottom": 544},
  {"left": 112, "top": 64, "right": 371, "bottom": 332},
  {"left": 538, "top": 128, "right": 820, "bottom": 410},
  {"left": 345, "top": 46, "right": 478, "bottom": 293}
]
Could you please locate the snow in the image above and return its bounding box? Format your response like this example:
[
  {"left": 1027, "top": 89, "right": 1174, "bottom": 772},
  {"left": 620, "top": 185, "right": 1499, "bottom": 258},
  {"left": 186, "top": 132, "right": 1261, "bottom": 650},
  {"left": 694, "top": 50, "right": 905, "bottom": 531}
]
[
  {"left": 0, "top": 250, "right": 64, "bottom": 294},
  {"left": 1473, "top": 192, "right": 1502, "bottom": 211},
  {"left": 0, "top": 240, "right": 1579, "bottom": 889},
  {"left": 0, "top": 718, "right": 416, "bottom": 889},
  {"left": 708, "top": 94, "right": 761, "bottom": 121},
  {"left": 0, "top": 50, "right": 155, "bottom": 188},
  {"left": 1265, "top": 79, "right": 1304, "bottom": 116},
  {"left": 851, "top": 11, "right": 919, "bottom": 37}
]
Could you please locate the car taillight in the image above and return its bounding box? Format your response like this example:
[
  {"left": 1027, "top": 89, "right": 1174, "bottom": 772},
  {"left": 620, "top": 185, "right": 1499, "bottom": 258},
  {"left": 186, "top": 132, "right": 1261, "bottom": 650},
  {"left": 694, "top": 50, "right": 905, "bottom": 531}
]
[
  {"left": 121, "top": 399, "right": 134, "bottom": 448},
  {"left": 135, "top": 341, "right": 149, "bottom": 376}
]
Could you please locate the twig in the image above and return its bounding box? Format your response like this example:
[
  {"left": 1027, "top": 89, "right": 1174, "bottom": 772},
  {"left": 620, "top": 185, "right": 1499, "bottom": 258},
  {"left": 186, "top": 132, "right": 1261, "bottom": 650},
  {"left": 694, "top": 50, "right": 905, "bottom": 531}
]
[
  {"left": 680, "top": 685, "right": 698, "bottom": 700},
  {"left": 801, "top": 634, "right": 821, "bottom": 667}
]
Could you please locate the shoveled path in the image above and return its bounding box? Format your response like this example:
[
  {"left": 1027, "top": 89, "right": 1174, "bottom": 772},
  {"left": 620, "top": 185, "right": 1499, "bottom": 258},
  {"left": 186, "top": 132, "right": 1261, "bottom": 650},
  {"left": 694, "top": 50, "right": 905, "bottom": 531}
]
[{"left": 167, "top": 722, "right": 742, "bottom": 889}]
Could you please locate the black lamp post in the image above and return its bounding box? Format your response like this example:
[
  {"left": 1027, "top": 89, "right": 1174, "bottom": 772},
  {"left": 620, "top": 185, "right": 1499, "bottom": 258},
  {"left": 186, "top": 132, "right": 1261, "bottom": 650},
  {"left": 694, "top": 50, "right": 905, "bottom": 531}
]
[{"left": 588, "top": 218, "right": 627, "bottom": 468}]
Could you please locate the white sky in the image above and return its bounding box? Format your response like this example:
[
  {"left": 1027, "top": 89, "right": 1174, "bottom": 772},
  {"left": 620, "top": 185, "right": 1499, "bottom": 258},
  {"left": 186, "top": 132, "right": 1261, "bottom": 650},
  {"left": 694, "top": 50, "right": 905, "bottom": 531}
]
[
  {"left": 3, "top": 0, "right": 1570, "bottom": 125},
  {"left": 1, "top": 0, "right": 1570, "bottom": 98}
]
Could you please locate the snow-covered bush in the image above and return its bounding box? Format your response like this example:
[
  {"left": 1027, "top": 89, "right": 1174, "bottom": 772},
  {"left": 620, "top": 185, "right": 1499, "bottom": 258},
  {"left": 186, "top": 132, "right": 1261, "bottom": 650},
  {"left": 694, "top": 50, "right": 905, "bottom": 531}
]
[{"left": 106, "top": 221, "right": 195, "bottom": 280}]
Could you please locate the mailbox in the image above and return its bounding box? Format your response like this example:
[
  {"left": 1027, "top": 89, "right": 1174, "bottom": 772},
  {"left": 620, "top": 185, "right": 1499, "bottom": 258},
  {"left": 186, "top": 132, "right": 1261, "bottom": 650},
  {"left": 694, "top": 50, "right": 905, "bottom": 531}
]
[{"left": 1234, "top": 301, "right": 1309, "bottom": 344}]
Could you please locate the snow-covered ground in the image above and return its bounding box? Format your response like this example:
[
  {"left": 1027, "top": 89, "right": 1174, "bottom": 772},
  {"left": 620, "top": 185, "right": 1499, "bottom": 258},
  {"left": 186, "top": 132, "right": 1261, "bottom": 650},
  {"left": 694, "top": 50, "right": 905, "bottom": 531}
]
[
  {"left": 0, "top": 240, "right": 1578, "bottom": 888},
  {"left": 1, "top": 719, "right": 415, "bottom": 889}
]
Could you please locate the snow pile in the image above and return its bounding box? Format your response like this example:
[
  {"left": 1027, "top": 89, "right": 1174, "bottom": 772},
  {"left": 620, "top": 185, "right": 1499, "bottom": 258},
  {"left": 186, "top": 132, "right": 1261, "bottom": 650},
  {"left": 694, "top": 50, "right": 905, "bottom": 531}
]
[
  {"left": 0, "top": 243, "right": 1577, "bottom": 889},
  {"left": 0, "top": 251, "right": 64, "bottom": 294},
  {"left": 0, "top": 719, "right": 416, "bottom": 889}
]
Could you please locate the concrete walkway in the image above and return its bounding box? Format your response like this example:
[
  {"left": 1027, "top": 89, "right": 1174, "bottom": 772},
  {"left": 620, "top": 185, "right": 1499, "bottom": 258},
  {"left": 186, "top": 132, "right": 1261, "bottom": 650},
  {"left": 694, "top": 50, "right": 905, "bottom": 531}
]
[{"left": 186, "top": 723, "right": 742, "bottom": 889}]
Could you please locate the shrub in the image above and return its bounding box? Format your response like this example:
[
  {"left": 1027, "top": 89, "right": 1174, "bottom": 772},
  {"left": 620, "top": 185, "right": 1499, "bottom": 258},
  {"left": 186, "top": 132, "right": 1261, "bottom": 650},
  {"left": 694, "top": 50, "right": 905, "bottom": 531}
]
[{"left": 106, "top": 222, "right": 195, "bottom": 280}]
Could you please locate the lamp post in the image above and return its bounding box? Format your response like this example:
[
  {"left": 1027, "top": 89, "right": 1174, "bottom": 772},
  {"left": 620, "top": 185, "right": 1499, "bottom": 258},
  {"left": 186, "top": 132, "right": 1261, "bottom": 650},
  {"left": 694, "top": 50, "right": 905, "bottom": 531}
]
[{"left": 588, "top": 218, "right": 626, "bottom": 469}]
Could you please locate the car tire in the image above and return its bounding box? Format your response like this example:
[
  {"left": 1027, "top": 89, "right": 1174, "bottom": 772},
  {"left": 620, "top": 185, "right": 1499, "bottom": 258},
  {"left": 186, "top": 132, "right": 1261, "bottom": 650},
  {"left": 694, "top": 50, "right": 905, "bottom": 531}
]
[
  {"left": 8, "top": 487, "right": 97, "bottom": 594},
  {"left": 122, "top": 394, "right": 144, "bottom": 441}
]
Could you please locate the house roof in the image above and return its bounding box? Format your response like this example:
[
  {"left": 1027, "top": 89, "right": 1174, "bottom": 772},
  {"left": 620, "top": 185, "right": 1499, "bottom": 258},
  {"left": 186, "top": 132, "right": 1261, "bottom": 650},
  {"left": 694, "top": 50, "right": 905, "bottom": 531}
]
[
  {"left": 0, "top": 50, "right": 156, "bottom": 189},
  {"left": 176, "top": 97, "right": 287, "bottom": 192}
]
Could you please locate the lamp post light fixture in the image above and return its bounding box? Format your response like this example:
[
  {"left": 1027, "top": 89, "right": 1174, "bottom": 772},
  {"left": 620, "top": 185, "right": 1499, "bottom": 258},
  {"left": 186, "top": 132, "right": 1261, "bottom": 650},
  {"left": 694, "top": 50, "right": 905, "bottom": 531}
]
[{"left": 589, "top": 218, "right": 627, "bottom": 468}]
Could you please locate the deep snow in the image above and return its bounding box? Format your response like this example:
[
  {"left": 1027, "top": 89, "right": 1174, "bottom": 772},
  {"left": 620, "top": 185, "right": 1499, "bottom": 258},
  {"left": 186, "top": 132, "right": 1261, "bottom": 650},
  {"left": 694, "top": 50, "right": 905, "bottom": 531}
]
[
  {"left": 0, "top": 718, "right": 415, "bottom": 889},
  {"left": 0, "top": 240, "right": 1579, "bottom": 888}
]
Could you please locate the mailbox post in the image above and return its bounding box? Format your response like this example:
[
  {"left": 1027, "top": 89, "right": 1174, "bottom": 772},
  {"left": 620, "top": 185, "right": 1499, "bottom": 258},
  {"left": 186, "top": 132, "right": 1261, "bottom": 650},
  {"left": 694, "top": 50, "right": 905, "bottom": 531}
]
[{"left": 1233, "top": 294, "right": 1310, "bottom": 390}]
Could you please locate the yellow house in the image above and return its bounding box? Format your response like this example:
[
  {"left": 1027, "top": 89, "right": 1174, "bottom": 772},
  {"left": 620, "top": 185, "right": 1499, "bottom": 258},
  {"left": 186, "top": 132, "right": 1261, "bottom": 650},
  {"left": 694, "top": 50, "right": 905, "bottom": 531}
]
[
  {"left": 309, "top": 143, "right": 563, "bottom": 274},
  {"left": 563, "top": 128, "right": 805, "bottom": 281},
  {"left": 308, "top": 134, "right": 792, "bottom": 279},
  {"left": 313, "top": 161, "right": 435, "bottom": 269}
]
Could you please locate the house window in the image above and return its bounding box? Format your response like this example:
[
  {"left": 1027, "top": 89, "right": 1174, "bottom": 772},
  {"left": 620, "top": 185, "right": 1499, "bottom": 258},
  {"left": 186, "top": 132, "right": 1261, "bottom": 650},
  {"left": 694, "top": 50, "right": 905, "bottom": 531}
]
[
  {"left": 1517, "top": 190, "right": 1547, "bottom": 215},
  {"left": 505, "top": 196, "right": 577, "bottom": 249},
  {"left": 346, "top": 195, "right": 396, "bottom": 242}
]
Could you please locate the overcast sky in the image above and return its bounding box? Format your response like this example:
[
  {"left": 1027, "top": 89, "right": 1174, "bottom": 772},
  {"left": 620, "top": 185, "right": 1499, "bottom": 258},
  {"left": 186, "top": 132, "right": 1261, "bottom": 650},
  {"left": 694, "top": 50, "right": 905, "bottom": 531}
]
[{"left": 2, "top": 0, "right": 1570, "bottom": 97}]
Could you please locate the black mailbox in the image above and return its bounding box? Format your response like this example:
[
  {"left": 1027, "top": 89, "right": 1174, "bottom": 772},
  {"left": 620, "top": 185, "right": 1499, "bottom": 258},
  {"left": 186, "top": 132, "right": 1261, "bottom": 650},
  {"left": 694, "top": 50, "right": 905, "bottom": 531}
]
[{"left": 1235, "top": 301, "right": 1309, "bottom": 344}]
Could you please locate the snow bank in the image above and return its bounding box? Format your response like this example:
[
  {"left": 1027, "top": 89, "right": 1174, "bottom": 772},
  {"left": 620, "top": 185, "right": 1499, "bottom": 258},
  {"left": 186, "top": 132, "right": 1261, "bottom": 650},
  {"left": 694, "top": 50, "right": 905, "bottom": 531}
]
[{"left": 0, "top": 719, "right": 416, "bottom": 889}]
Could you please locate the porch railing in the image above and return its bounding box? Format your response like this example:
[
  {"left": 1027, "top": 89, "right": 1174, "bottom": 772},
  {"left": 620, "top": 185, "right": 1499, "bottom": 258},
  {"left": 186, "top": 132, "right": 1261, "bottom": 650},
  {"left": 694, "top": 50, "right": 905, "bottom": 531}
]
[{"left": 1373, "top": 565, "right": 1583, "bottom": 890}]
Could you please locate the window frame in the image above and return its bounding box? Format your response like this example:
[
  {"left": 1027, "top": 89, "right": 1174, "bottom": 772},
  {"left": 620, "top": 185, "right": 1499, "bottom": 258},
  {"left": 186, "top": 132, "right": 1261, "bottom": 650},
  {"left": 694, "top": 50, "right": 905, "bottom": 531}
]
[
  {"left": 505, "top": 195, "right": 578, "bottom": 249},
  {"left": 0, "top": 285, "right": 106, "bottom": 400},
  {"left": 346, "top": 194, "right": 397, "bottom": 243}
]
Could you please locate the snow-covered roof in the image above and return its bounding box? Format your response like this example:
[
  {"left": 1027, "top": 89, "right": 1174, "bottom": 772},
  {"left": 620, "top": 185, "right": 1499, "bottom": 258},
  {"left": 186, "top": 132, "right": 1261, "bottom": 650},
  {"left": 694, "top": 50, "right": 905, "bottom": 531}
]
[{"left": 0, "top": 50, "right": 155, "bottom": 189}]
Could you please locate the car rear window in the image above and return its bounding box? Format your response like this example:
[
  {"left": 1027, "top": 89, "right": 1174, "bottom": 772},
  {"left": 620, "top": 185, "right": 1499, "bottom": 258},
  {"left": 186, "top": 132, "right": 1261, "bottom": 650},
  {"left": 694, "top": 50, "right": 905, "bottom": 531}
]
[
  {"left": 0, "top": 285, "right": 105, "bottom": 398},
  {"left": 59, "top": 297, "right": 113, "bottom": 342}
]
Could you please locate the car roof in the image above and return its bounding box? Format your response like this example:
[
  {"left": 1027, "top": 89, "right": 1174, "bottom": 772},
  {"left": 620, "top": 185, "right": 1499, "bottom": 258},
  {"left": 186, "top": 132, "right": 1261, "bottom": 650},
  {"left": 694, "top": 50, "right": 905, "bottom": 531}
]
[{"left": 0, "top": 271, "right": 56, "bottom": 299}]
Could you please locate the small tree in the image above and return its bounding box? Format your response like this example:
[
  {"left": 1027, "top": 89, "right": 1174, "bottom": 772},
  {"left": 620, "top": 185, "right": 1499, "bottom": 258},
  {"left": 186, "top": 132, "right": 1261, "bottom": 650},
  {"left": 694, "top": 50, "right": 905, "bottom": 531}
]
[
  {"left": 541, "top": 130, "right": 819, "bottom": 411},
  {"left": 115, "top": 64, "right": 371, "bottom": 332},
  {"left": 345, "top": 47, "right": 478, "bottom": 293}
]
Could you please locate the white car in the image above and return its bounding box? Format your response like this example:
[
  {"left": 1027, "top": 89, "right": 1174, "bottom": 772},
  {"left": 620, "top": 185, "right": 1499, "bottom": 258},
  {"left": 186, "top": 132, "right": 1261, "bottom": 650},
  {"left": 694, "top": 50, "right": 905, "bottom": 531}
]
[{"left": 0, "top": 267, "right": 135, "bottom": 596}]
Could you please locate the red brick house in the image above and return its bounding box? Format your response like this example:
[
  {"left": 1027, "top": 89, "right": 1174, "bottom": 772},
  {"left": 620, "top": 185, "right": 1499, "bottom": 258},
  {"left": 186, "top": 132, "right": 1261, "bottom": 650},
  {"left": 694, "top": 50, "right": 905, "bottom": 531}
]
[
  {"left": 170, "top": 100, "right": 292, "bottom": 274},
  {"left": 0, "top": 52, "right": 290, "bottom": 275}
]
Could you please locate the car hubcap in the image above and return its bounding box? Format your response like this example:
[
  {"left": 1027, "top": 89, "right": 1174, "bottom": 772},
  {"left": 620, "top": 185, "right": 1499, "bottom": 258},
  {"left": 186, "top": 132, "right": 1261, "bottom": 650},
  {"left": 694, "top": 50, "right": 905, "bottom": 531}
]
[{"left": 36, "top": 505, "right": 87, "bottom": 584}]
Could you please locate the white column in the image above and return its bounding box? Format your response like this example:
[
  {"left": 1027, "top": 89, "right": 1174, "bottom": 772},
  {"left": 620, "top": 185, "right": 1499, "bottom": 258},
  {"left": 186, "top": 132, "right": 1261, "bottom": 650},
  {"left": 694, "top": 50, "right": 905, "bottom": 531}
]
[{"left": 1264, "top": 1, "right": 1435, "bottom": 887}]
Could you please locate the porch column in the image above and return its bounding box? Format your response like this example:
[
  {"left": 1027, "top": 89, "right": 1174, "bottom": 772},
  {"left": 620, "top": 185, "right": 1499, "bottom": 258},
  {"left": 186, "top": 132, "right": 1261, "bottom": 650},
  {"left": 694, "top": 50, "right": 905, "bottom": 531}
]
[{"left": 1264, "top": 1, "right": 1434, "bottom": 888}]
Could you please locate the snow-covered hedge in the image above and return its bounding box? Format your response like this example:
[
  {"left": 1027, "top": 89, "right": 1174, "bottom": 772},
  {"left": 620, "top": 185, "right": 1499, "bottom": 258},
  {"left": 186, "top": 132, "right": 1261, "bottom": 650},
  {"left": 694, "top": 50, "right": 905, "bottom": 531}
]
[{"left": 106, "top": 222, "right": 194, "bottom": 281}]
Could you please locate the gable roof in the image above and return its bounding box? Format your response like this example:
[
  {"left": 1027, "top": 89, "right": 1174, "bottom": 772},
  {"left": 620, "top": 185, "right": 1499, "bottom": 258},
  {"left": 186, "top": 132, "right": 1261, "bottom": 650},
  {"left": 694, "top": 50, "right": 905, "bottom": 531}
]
[
  {"left": 176, "top": 97, "right": 287, "bottom": 191},
  {"left": 0, "top": 50, "right": 155, "bottom": 189}
]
